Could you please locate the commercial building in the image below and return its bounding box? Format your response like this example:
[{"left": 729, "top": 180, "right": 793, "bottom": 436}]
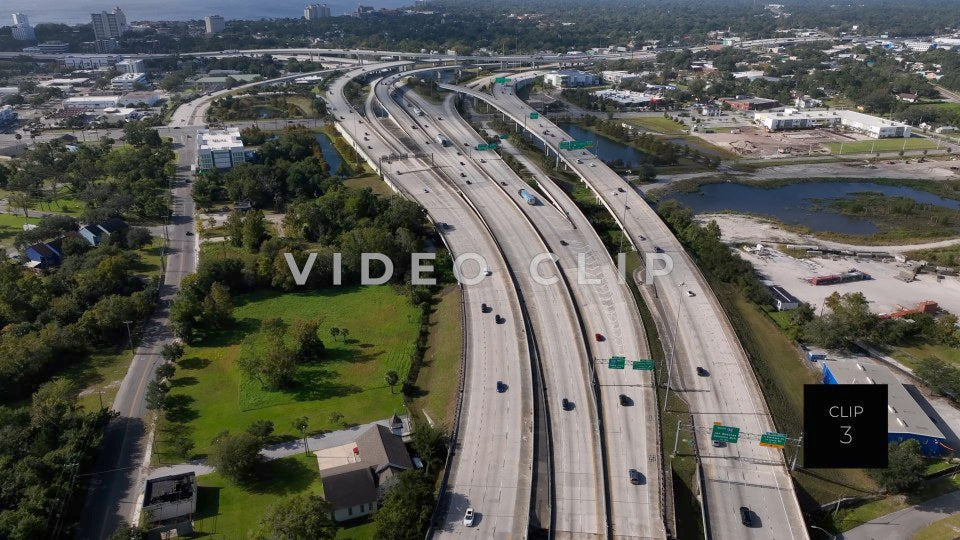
[
  {"left": 720, "top": 96, "right": 780, "bottom": 111},
  {"left": 197, "top": 127, "right": 246, "bottom": 170},
  {"left": 62, "top": 54, "right": 122, "bottom": 69},
  {"left": 118, "top": 91, "right": 163, "bottom": 106},
  {"left": 821, "top": 360, "right": 948, "bottom": 456},
  {"left": 204, "top": 15, "right": 225, "bottom": 34},
  {"left": 116, "top": 58, "right": 145, "bottom": 74},
  {"left": 601, "top": 70, "right": 641, "bottom": 85},
  {"left": 754, "top": 109, "right": 912, "bottom": 138},
  {"left": 304, "top": 3, "right": 331, "bottom": 20},
  {"left": 769, "top": 285, "right": 800, "bottom": 311},
  {"left": 592, "top": 89, "right": 664, "bottom": 108},
  {"left": 142, "top": 472, "right": 197, "bottom": 525},
  {"left": 543, "top": 69, "right": 599, "bottom": 88},
  {"left": 194, "top": 73, "right": 260, "bottom": 90},
  {"left": 110, "top": 72, "right": 147, "bottom": 91},
  {"left": 11, "top": 13, "right": 35, "bottom": 41},
  {"left": 23, "top": 41, "right": 70, "bottom": 54},
  {"left": 62, "top": 95, "right": 121, "bottom": 110}
]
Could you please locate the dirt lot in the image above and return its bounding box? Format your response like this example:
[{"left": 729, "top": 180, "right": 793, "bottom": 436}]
[
  {"left": 736, "top": 245, "right": 960, "bottom": 316},
  {"left": 691, "top": 125, "right": 860, "bottom": 158}
]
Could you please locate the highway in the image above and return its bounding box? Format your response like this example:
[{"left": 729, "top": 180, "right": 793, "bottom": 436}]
[
  {"left": 399, "top": 79, "right": 665, "bottom": 539},
  {"left": 443, "top": 75, "right": 809, "bottom": 540},
  {"left": 376, "top": 80, "right": 606, "bottom": 537},
  {"left": 329, "top": 64, "right": 536, "bottom": 538}
]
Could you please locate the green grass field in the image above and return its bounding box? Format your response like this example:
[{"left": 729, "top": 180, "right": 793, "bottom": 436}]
[
  {"left": 412, "top": 285, "right": 462, "bottom": 426},
  {"left": 343, "top": 174, "right": 396, "bottom": 197},
  {"left": 914, "top": 511, "right": 960, "bottom": 540},
  {"left": 826, "top": 137, "right": 939, "bottom": 155},
  {"left": 828, "top": 475, "right": 960, "bottom": 532},
  {"left": 154, "top": 286, "right": 420, "bottom": 460},
  {"left": 63, "top": 349, "right": 133, "bottom": 412},
  {"left": 0, "top": 212, "right": 38, "bottom": 248},
  {"left": 624, "top": 116, "right": 688, "bottom": 135},
  {"left": 891, "top": 342, "right": 960, "bottom": 370}
]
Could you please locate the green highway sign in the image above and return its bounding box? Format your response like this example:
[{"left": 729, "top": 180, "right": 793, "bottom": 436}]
[
  {"left": 711, "top": 424, "right": 740, "bottom": 444},
  {"left": 475, "top": 143, "right": 499, "bottom": 151},
  {"left": 499, "top": 134, "right": 509, "bottom": 139},
  {"left": 494, "top": 77, "right": 506, "bottom": 83},
  {"left": 529, "top": 112, "right": 539, "bottom": 119},
  {"left": 632, "top": 359, "right": 654, "bottom": 371},
  {"left": 559, "top": 140, "right": 596, "bottom": 150},
  {"left": 608, "top": 356, "right": 626, "bottom": 370},
  {"left": 760, "top": 432, "right": 787, "bottom": 448}
]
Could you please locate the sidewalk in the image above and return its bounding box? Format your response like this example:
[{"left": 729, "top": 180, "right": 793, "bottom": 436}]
[{"left": 147, "top": 417, "right": 399, "bottom": 479}]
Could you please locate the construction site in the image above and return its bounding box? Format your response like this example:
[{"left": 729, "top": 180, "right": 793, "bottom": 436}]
[{"left": 690, "top": 124, "right": 877, "bottom": 158}]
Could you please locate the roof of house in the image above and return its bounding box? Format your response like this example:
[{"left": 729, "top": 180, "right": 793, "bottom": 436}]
[
  {"left": 143, "top": 472, "right": 196, "bottom": 507},
  {"left": 97, "top": 217, "right": 127, "bottom": 234},
  {"left": 27, "top": 242, "right": 59, "bottom": 258},
  {"left": 320, "top": 463, "right": 378, "bottom": 510},
  {"left": 769, "top": 285, "right": 800, "bottom": 305},
  {"left": 356, "top": 424, "right": 413, "bottom": 471}
]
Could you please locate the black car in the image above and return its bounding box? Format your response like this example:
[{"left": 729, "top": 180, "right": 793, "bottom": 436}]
[
  {"left": 481, "top": 303, "right": 489, "bottom": 313},
  {"left": 629, "top": 469, "right": 643, "bottom": 485},
  {"left": 559, "top": 240, "right": 568, "bottom": 246},
  {"left": 654, "top": 246, "right": 664, "bottom": 253},
  {"left": 495, "top": 314, "right": 504, "bottom": 324},
  {"left": 696, "top": 367, "right": 708, "bottom": 377},
  {"left": 460, "top": 172, "right": 467, "bottom": 177},
  {"left": 496, "top": 381, "right": 506, "bottom": 393},
  {"left": 561, "top": 398, "right": 573, "bottom": 411},
  {"left": 466, "top": 180, "right": 472, "bottom": 185},
  {"left": 740, "top": 507, "right": 753, "bottom": 527},
  {"left": 619, "top": 394, "right": 632, "bottom": 406}
]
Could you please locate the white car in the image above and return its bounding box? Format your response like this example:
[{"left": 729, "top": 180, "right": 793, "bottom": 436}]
[
  {"left": 463, "top": 507, "right": 475, "bottom": 527},
  {"left": 686, "top": 290, "right": 696, "bottom": 297}
]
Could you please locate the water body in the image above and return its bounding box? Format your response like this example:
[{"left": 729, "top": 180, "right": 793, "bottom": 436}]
[
  {"left": 664, "top": 181, "right": 960, "bottom": 235},
  {"left": 315, "top": 132, "right": 344, "bottom": 175},
  {"left": 556, "top": 122, "right": 649, "bottom": 168},
  {"left": 5, "top": 0, "right": 411, "bottom": 25}
]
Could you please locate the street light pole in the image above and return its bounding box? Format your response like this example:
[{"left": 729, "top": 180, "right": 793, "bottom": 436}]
[{"left": 122, "top": 320, "right": 135, "bottom": 353}]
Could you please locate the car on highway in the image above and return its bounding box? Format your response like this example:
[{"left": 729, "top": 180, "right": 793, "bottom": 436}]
[
  {"left": 740, "top": 507, "right": 753, "bottom": 527},
  {"left": 619, "top": 394, "right": 631, "bottom": 406},
  {"left": 617, "top": 187, "right": 626, "bottom": 193},
  {"left": 686, "top": 290, "right": 696, "bottom": 297},
  {"left": 712, "top": 440, "right": 725, "bottom": 448},
  {"left": 367, "top": 145, "right": 373, "bottom": 149},
  {"left": 594, "top": 333, "right": 604, "bottom": 342},
  {"left": 481, "top": 303, "right": 489, "bottom": 312},
  {"left": 466, "top": 180, "right": 472, "bottom": 184},
  {"left": 495, "top": 314, "right": 504, "bottom": 324},
  {"left": 576, "top": 159, "right": 583, "bottom": 164},
  {"left": 561, "top": 398, "right": 573, "bottom": 411},
  {"left": 654, "top": 246, "right": 664, "bottom": 253},
  {"left": 423, "top": 188, "right": 430, "bottom": 193},
  {"left": 460, "top": 172, "right": 467, "bottom": 177},
  {"left": 463, "top": 508, "right": 475, "bottom": 527},
  {"left": 496, "top": 381, "right": 507, "bottom": 393},
  {"left": 185, "top": 231, "right": 194, "bottom": 236},
  {"left": 696, "top": 367, "right": 709, "bottom": 376},
  {"left": 629, "top": 469, "right": 643, "bottom": 485},
  {"left": 559, "top": 239, "right": 568, "bottom": 246},
  {"left": 460, "top": 161, "right": 465, "bottom": 165},
  {"left": 589, "top": 162, "right": 596, "bottom": 167},
  {"left": 438, "top": 116, "right": 442, "bottom": 120}
]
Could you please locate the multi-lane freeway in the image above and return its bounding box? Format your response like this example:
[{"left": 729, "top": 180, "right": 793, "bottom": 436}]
[{"left": 443, "top": 73, "right": 809, "bottom": 540}]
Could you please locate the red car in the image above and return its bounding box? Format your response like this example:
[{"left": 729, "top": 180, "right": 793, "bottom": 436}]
[{"left": 595, "top": 333, "right": 604, "bottom": 342}]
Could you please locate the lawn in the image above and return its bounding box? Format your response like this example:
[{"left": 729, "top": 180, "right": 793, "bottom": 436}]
[
  {"left": 891, "top": 341, "right": 960, "bottom": 370},
  {"left": 343, "top": 173, "right": 396, "bottom": 197},
  {"left": 624, "top": 116, "right": 688, "bottom": 135},
  {"left": 154, "top": 286, "right": 421, "bottom": 461},
  {"left": 411, "top": 285, "right": 462, "bottom": 426},
  {"left": 827, "top": 475, "right": 960, "bottom": 532},
  {"left": 0, "top": 212, "right": 38, "bottom": 248},
  {"left": 63, "top": 349, "right": 134, "bottom": 413},
  {"left": 915, "top": 512, "right": 960, "bottom": 540},
  {"left": 825, "top": 137, "right": 939, "bottom": 155},
  {"left": 134, "top": 237, "right": 165, "bottom": 280}
]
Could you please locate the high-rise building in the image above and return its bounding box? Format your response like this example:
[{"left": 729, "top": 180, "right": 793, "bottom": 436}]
[
  {"left": 204, "top": 15, "right": 225, "bottom": 34},
  {"left": 11, "top": 13, "right": 36, "bottom": 41},
  {"left": 91, "top": 7, "right": 128, "bottom": 41},
  {"left": 304, "top": 3, "right": 331, "bottom": 20},
  {"left": 117, "top": 58, "right": 145, "bottom": 74}
]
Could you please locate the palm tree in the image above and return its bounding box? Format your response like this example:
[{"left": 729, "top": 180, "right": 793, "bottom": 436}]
[
  {"left": 293, "top": 416, "right": 310, "bottom": 455},
  {"left": 329, "top": 327, "right": 340, "bottom": 341}
]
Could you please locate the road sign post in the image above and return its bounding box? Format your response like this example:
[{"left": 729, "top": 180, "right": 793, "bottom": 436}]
[
  {"left": 711, "top": 424, "right": 740, "bottom": 444},
  {"left": 760, "top": 432, "right": 788, "bottom": 449}
]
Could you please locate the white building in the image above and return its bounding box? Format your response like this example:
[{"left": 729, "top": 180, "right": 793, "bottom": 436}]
[
  {"left": 592, "top": 89, "right": 661, "bottom": 107},
  {"left": 23, "top": 41, "right": 69, "bottom": 54},
  {"left": 111, "top": 72, "right": 147, "bottom": 91},
  {"left": 197, "top": 127, "right": 246, "bottom": 170},
  {"left": 116, "top": 59, "right": 145, "bottom": 74},
  {"left": 601, "top": 70, "right": 640, "bottom": 85},
  {"left": 11, "top": 13, "right": 35, "bottom": 41},
  {"left": 63, "top": 95, "right": 121, "bottom": 110},
  {"left": 204, "top": 15, "right": 225, "bottom": 34},
  {"left": 543, "top": 69, "right": 599, "bottom": 88},
  {"left": 304, "top": 3, "right": 331, "bottom": 19},
  {"left": 903, "top": 40, "right": 934, "bottom": 52},
  {"left": 62, "top": 54, "right": 122, "bottom": 69},
  {"left": 754, "top": 109, "right": 911, "bottom": 138}
]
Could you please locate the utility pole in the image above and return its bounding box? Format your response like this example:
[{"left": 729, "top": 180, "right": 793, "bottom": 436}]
[
  {"left": 123, "top": 320, "right": 135, "bottom": 353},
  {"left": 672, "top": 420, "right": 682, "bottom": 457}
]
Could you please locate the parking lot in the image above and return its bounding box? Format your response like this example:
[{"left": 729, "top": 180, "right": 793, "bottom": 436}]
[{"left": 691, "top": 125, "right": 859, "bottom": 158}]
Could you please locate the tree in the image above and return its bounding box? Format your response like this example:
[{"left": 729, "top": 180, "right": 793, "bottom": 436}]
[
  {"left": 329, "top": 326, "right": 340, "bottom": 341},
  {"left": 209, "top": 431, "right": 262, "bottom": 483},
  {"left": 243, "top": 209, "right": 269, "bottom": 252},
  {"left": 202, "top": 281, "right": 234, "bottom": 329},
  {"left": 373, "top": 471, "right": 436, "bottom": 540},
  {"left": 293, "top": 416, "right": 310, "bottom": 454},
  {"left": 410, "top": 422, "right": 448, "bottom": 473},
  {"left": 108, "top": 523, "right": 147, "bottom": 540},
  {"left": 247, "top": 419, "right": 275, "bottom": 441},
  {"left": 126, "top": 227, "right": 152, "bottom": 249},
  {"left": 384, "top": 370, "right": 399, "bottom": 394},
  {"left": 144, "top": 379, "right": 169, "bottom": 411},
  {"left": 261, "top": 337, "right": 297, "bottom": 389},
  {"left": 155, "top": 363, "right": 176, "bottom": 380},
  {"left": 256, "top": 494, "right": 338, "bottom": 540},
  {"left": 328, "top": 411, "right": 344, "bottom": 429},
  {"left": 225, "top": 210, "right": 245, "bottom": 247},
  {"left": 874, "top": 440, "right": 926, "bottom": 493},
  {"left": 340, "top": 328, "right": 349, "bottom": 342},
  {"left": 161, "top": 342, "right": 185, "bottom": 363},
  {"left": 8, "top": 191, "right": 32, "bottom": 223},
  {"left": 293, "top": 320, "right": 325, "bottom": 362}
]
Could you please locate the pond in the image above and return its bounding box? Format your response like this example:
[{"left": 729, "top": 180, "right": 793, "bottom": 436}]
[
  {"left": 556, "top": 122, "right": 650, "bottom": 168},
  {"left": 663, "top": 181, "right": 960, "bottom": 235},
  {"left": 315, "top": 132, "right": 344, "bottom": 175}
]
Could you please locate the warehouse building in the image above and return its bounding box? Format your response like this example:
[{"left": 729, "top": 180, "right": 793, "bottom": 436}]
[
  {"left": 769, "top": 285, "right": 800, "bottom": 311},
  {"left": 720, "top": 96, "right": 780, "bottom": 111},
  {"left": 543, "top": 69, "right": 599, "bottom": 88},
  {"left": 821, "top": 360, "right": 948, "bottom": 456},
  {"left": 754, "top": 109, "right": 912, "bottom": 138},
  {"left": 197, "top": 127, "right": 246, "bottom": 170}
]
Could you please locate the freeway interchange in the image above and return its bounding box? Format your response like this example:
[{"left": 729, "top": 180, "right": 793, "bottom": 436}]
[{"left": 329, "top": 61, "right": 807, "bottom": 539}]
